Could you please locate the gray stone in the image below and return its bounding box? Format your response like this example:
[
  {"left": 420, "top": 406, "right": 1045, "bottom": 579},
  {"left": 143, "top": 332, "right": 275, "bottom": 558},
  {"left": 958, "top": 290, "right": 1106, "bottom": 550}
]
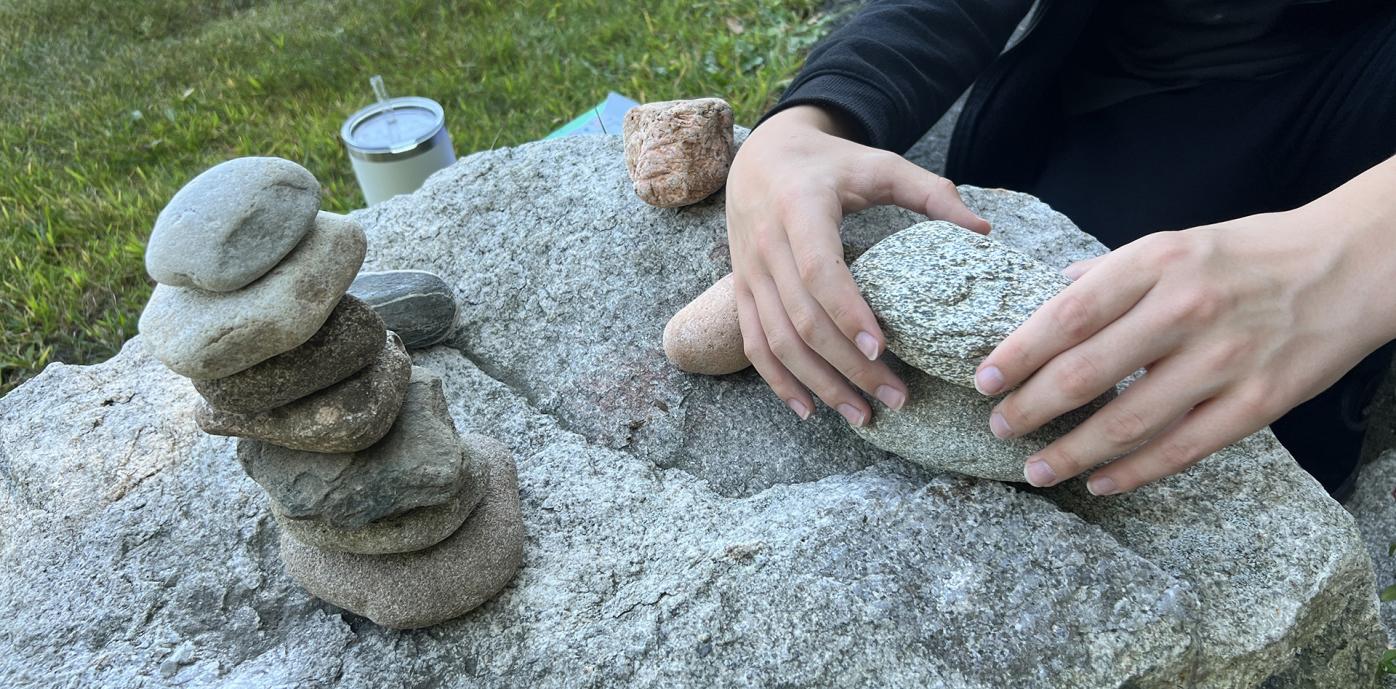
[
  {"left": 1361, "top": 360, "right": 1396, "bottom": 465},
  {"left": 852, "top": 356, "right": 1106, "bottom": 482},
  {"left": 280, "top": 433, "right": 523, "bottom": 629},
  {"left": 623, "top": 98, "right": 734, "bottom": 208},
  {"left": 850, "top": 220, "right": 1070, "bottom": 388},
  {"left": 191, "top": 294, "right": 385, "bottom": 415},
  {"left": 235, "top": 366, "right": 467, "bottom": 529},
  {"left": 1348, "top": 450, "right": 1396, "bottom": 656},
  {"left": 198, "top": 332, "right": 410, "bottom": 453},
  {"left": 0, "top": 133, "right": 1384, "bottom": 688},
  {"left": 347, "top": 270, "right": 458, "bottom": 348},
  {"left": 139, "top": 211, "right": 367, "bottom": 379},
  {"left": 271, "top": 434, "right": 493, "bottom": 555},
  {"left": 145, "top": 156, "right": 321, "bottom": 292}
]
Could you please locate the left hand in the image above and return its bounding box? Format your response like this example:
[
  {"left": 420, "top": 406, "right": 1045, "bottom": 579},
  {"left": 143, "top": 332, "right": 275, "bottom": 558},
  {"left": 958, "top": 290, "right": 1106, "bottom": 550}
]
[{"left": 972, "top": 205, "right": 1393, "bottom": 495}]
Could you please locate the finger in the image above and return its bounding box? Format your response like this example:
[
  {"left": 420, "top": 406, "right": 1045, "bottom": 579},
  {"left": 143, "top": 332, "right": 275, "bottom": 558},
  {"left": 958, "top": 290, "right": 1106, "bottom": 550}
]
[
  {"left": 991, "top": 293, "right": 1185, "bottom": 438},
  {"left": 748, "top": 272, "right": 872, "bottom": 426},
  {"left": 766, "top": 231, "right": 907, "bottom": 410},
  {"left": 846, "top": 151, "right": 991, "bottom": 234},
  {"left": 975, "top": 247, "right": 1160, "bottom": 396},
  {"left": 1018, "top": 353, "right": 1226, "bottom": 487},
  {"left": 733, "top": 276, "right": 813, "bottom": 420},
  {"left": 1062, "top": 254, "right": 1107, "bottom": 281},
  {"left": 782, "top": 194, "right": 889, "bottom": 361},
  {"left": 1083, "top": 389, "right": 1276, "bottom": 495}
]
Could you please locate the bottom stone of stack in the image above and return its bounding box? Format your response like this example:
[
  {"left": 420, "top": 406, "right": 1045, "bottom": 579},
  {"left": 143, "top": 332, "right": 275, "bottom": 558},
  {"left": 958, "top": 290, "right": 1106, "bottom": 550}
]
[
  {"left": 280, "top": 436, "right": 525, "bottom": 629},
  {"left": 271, "top": 435, "right": 495, "bottom": 555}
]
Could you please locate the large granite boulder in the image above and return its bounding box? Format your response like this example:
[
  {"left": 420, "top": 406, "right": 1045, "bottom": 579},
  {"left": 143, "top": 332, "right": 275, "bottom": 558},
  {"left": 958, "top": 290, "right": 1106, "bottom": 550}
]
[{"left": 0, "top": 132, "right": 1383, "bottom": 687}]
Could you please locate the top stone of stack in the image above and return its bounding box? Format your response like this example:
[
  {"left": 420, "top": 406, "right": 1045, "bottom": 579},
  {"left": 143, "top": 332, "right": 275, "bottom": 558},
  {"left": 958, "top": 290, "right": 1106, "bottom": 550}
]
[{"left": 145, "top": 157, "right": 321, "bottom": 292}]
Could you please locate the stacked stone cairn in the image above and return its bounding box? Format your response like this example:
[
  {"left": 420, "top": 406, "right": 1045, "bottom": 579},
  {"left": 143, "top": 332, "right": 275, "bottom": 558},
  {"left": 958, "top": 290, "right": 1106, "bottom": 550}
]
[{"left": 137, "top": 156, "right": 523, "bottom": 629}]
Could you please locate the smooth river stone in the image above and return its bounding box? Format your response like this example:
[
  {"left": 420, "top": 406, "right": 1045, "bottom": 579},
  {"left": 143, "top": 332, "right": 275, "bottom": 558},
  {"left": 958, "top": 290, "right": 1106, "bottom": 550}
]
[
  {"left": 280, "top": 438, "right": 524, "bottom": 629},
  {"left": 198, "top": 333, "right": 410, "bottom": 453},
  {"left": 145, "top": 156, "right": 321, "bottom": 292},
  {"left": 663, "top": 272, "right": 748, "bottom": 375},
  {"left": 272, "top": 434, "right": 497, "bottom": 555},
  {"left": 236, "top": 366, "right": 468, "bottom": 529},
  {"left": 850, "top": 221, "right": 1070, "bottom": 389},
  {"left": 623, "top": 98, "right": 734, "bottom": 208},
  {"left": 851, "top": 356, "right": 1109, "bottom": 482},
  {"left": 347, "top": 270, "right": 458, "bottom": 349},
  {"left": 191, "top": 294, "right": 385, "bottom": 415},
  {"left": 138, "top": 211, "right": 367, "bottom": 379}
]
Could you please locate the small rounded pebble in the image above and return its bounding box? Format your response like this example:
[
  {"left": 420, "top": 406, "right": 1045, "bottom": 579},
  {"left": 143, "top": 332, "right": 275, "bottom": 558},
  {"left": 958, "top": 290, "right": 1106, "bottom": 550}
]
[{"left": 663, "top": 273, "right": 749, "bottom": 375}]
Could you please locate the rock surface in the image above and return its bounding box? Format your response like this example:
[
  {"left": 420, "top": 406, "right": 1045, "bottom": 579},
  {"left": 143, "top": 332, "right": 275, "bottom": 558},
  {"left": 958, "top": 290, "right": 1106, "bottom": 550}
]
[
  {"left": 191, "top": 294, "right": 385, "bottom": 414},
  {"left": 236, "top": 366, "right": 469, "bottom": 529},
  {"left": 139, "top": 211, "right": 367, "bottom": 379},
  {"left": 623, "top": 98, "right": 734, "bottom": 207},
  {"left": 281, "top": 434, "right": 523, "bottom": 629},
  {"left": 348, "top": 270, "right": 458, "bottom": 349},
  {"left": 145, "top": 156, "right": 321, "bottom": 292},
  {"left": 853, "top": 356, "right": 1107, "bottom": 482},
  {"left": 271, "top": 439, "right": 489, "bottom": 555},
  {"left": 0, "top": 133, "right": 1384, "bottom": 688},
  {"left": 850, "top": 220, "right": 1070, "bottom": 388},
  {"left": 663, "top": 272, "right": 748, "bottom": 375},
  {"left": 198, "top": 332, "right": 410, "bottom": 453}
]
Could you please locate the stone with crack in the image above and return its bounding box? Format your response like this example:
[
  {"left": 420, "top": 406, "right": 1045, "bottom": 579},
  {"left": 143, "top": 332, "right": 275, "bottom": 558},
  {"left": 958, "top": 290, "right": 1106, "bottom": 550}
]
[
  {"left": 198, "top": 332, "right": 410, "bottom": 453},
  {"left": 144, "top": 156, "right": 322, "bottom": 292}
]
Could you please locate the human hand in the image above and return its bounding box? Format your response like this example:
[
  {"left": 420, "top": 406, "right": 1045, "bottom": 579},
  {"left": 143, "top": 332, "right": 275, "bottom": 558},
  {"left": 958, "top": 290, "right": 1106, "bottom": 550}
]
[
  {"left": 727, "top": 105, "right": 990, "bottom": 425},
  {"left": 974, "top": 205, "right": 1396, "bottom": 495}
]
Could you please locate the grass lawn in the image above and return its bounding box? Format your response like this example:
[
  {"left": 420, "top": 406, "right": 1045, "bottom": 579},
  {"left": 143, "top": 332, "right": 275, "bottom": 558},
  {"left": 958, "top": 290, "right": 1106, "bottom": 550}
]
[{"left": 0, "top": 0, "right": 836, "bottom": 393}]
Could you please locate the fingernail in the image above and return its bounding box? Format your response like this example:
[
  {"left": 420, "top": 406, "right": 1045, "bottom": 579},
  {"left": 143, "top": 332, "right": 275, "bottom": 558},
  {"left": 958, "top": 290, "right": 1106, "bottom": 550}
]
[
  {"left": 786, "top": 398, "right": 810, "bottom": 420},
  {"left": 1088, "top": 476, "right": 1119, "bottom": 496},
  {"left": 855, "top": 331, "right": 881, "bottom": 361},
  {"left": 1024, "top": 458, "right": 1058, "bottom": 487},
  {"left": 989, "top": 412, "right": 1013, "bottom": 439},
  {"left": 837, "top": 403, "right": 867, "bottom": 427},
  {"left": 875, "top": 385, "right": 905, "bottom": 411},
  {"left": 975, "top": 366, "right": 1004, "bottom": 395}
]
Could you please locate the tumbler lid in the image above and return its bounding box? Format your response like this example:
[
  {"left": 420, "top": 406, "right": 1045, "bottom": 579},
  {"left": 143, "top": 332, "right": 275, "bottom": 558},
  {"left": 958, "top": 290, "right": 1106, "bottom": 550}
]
[{"left": 341, "top": 96, "right": 445, "bottom": 162}]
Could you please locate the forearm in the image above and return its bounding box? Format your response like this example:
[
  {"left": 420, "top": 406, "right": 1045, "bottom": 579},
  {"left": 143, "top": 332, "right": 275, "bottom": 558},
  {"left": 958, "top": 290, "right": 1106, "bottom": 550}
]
[
  {"left": 1304, "top": 154, "right": 1396, "bottom": 344},
  {"left": 758, "top": 0, "right": 1034, "bottom": 151}
]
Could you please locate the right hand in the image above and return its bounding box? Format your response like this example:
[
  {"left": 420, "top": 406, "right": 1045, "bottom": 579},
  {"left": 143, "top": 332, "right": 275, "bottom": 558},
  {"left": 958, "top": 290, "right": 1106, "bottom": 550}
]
[{"left": 726, "top": 105, "right": 990, "bottom": 425}]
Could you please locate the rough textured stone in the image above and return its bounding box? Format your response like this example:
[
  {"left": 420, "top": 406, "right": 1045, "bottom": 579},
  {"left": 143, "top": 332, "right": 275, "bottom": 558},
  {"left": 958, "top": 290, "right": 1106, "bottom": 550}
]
[
  {"left": 1348, "top": 449, "right": 1396, "bottom": 646},
  {"left": 348, "top": 270, "right": 458, "bottom": 349},
  {"left": 623, "top": 98, "right": 734, "bottom": 207},
  {"left": 0, "top": 133, "right": 1384, "bottom": 688},
  {"left": 853, "top": 356, "right": 1107, "bottom": 482},
  {"left": 198, "top": 332, "right": 410, "bottom": 453},
  {"left": 850, "top": 220, "right": 1070, "bottom": 388},
  {"left": 145, "top": 156, "right": 321, "bottom": 292},
  {"left": 191, "top": 294, "right": 385, "bottom": 415},
  {"left": 236, "top": 366, "right": 468, "bottom": 529},
  {"left": 139, "top": 211, "right": 367, "bottom": 379},
  {"left": 663, "top": 272, "right": 748, "bottom": 375},
  {"left": 281, "top": 434, "right": 523, "bottom": 629},
  {"left": 271, "top": 436, "right": 491, "bottom": 555}
]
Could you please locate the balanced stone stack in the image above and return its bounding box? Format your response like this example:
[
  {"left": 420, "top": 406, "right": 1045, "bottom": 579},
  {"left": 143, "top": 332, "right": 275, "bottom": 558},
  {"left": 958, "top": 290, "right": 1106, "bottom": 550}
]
[{"left": 137, "top": 156, "right": 522, "bottom": 629}]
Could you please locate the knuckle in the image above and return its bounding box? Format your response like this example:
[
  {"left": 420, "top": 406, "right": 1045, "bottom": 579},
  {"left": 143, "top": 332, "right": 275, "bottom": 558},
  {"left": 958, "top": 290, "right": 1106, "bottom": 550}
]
[
  {"left": 1101, "top": 407, "right": 1149, "bottom": 448},
  {"left": 1044, "top": 444, "right": 1086, "bottom": 472},
  {"left": 767, "top": 332, "right": 801, "bottom": 361},
  {"left": 1169, "top": 287, "right": 1226, "bottom": 326},
  {"left": 1051, "top": 293, "right": 1096, "bottom": 341},
  {"left": 790, "top": 309, "right": 823, "bottom": 345},
  {"left": 997, "top": 397, "right": 1032, "bottom": 431},
  {"left": 741, "top": 335, "right": 769, "bottom": 364},
  {"left": 1053, "top": 352, "right": 1102, "bottom": 401},
  {"left": 1156, "top": 439, "right": 1197, "bottom": 471},
  {"left": 795, "top": 250, "right": 839, "bottom": 285},
  {"left": 1232, "top": 383, "right": 1277, "bottom": 421}
]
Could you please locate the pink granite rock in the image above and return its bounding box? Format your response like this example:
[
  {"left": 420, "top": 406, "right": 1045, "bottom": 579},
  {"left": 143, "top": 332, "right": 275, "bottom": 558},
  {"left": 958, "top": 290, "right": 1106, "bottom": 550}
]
[
  {"left": 663, "top": 272, "right": 749, "bottom": 375},
  {"left": 623, "top": 98, "right": 734, "bottom": 208}
]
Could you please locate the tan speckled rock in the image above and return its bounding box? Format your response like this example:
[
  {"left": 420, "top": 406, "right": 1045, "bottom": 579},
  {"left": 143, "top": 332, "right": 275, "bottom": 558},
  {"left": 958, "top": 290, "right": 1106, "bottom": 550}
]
[
  {"left": 663, "top": 273, "right": 749, "bottom": 375},
  {"left": 280, "top": 436, "right": 524, "bottom": 629},
  {"left": 623, "top": 98, "right": 734, "bottom": 208}
]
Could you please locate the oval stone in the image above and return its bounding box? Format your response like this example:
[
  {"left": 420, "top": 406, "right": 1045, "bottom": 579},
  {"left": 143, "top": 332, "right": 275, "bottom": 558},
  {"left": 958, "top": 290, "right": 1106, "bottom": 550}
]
[
  {"left": 347, "top": 270, "right": 458, "bottom": 349},
  {"left": 138, "top": 211, "right": 367, "bottom": 379},
  {"left": 145, "top": 156, "right": 321, "bottom": 292},
  {"left": 663, "top": 272, "right": 748, "bottom": 375}
]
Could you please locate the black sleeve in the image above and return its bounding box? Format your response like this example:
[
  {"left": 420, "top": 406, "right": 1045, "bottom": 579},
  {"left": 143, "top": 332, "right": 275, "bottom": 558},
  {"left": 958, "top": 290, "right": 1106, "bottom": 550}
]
[{"left": 760, "top": 0, "right": 1035, "bottom": 153}]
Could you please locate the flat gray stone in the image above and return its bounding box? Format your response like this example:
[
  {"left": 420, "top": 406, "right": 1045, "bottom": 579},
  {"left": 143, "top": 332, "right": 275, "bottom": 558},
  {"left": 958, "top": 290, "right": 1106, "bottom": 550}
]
[
  {"left": 139, "top": 211, "right": 366, "bottom": 379},
  {"left": 852, "top": 356, "right": 1106, "bottom": 482},
  {"left": 236, "top": 366, "right": 467, "bottom": 528},
  {"left": 198, "top": 332, "right": 409, "bottom": 453},
  {"left": 191, "top": 294, "right": 385, "bottom": 415},
  {"left": 281, "top": 432, "right": 524, "bottom": 629},
  {"left": 348, "top": 270, "right": 457, "bottom": 348},
  {"left": 850, "top": 220, "right": 1070, "bottom": 388},
  {"left": 273, "top": 434, "right": 494, "bottom": 555},
  {"left": 145, "top": 156, "right": 321, "bottom": 292}
]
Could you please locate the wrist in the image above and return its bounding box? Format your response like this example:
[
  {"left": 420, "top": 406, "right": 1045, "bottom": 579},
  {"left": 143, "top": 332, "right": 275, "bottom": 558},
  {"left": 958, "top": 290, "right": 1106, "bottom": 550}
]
[
  {"left": 765, "top": 104, "right": 858, "bottom": 140},
  {"left": 1300, "top": 156, "right": 1396, "bottom": 343}
]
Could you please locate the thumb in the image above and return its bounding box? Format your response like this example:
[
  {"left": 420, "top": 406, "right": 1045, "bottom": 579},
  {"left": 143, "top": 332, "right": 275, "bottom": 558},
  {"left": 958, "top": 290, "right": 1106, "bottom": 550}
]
[{"left": 856, "top": 152, "right": 991, "bottom": 235}]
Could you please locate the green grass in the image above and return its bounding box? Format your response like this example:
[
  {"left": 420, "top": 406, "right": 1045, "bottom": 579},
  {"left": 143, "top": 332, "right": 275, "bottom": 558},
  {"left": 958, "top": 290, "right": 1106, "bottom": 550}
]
[{"left": 0, "top": 0, "right": 835, "bottom": 393}]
